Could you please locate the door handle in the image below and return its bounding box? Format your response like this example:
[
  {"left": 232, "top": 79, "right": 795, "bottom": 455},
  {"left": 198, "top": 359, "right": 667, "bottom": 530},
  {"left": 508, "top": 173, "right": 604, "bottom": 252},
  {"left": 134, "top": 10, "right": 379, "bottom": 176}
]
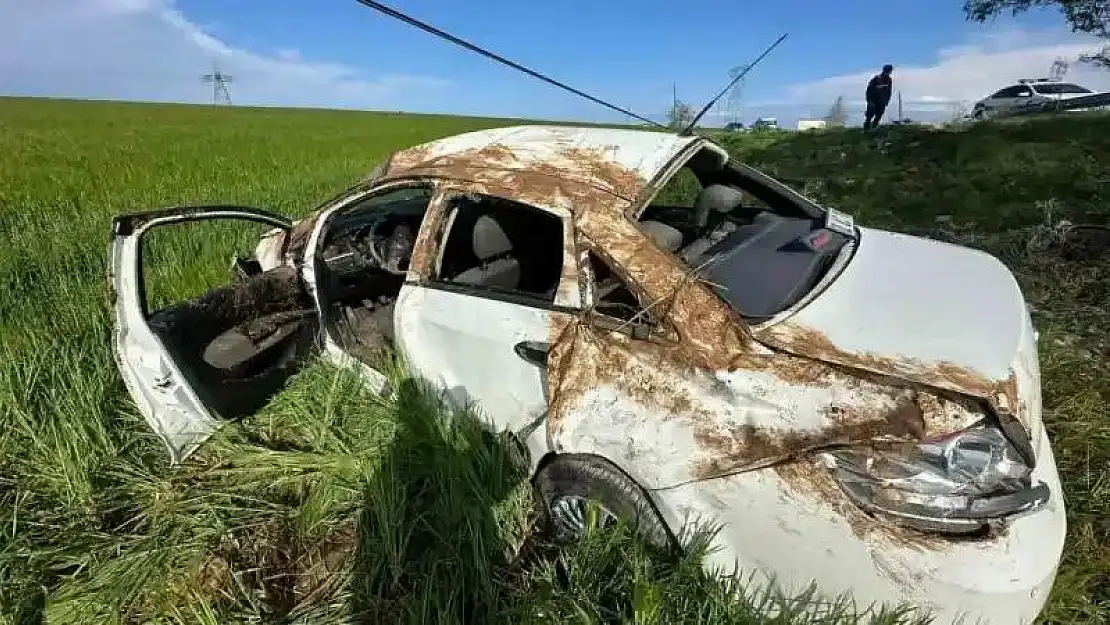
[{"left": 514, "top": 340, "right": 550, "bottom": 368}]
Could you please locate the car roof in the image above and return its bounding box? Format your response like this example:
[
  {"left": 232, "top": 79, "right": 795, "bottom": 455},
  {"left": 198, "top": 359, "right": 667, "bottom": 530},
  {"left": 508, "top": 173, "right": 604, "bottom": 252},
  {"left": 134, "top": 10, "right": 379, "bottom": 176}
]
[
  {"left": 379, "top": 124, "right": 703, "bottom": 205},
  {"left": 998, "top": 81, "right": 1085, "bottom": 91}
]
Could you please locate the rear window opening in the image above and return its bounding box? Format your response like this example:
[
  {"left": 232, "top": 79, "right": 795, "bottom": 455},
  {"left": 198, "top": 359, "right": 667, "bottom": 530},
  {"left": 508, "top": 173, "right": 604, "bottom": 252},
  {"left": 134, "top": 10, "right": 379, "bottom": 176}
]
[{"left": 636, "top": 146, "right": 851, "bottom": 323}]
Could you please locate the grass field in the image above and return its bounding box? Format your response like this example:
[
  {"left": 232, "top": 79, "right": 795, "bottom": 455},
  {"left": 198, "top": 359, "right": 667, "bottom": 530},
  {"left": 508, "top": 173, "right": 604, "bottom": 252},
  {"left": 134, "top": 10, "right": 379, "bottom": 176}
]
[{"left": 1, "top": 97, "right": 1108, "bottom": 624}]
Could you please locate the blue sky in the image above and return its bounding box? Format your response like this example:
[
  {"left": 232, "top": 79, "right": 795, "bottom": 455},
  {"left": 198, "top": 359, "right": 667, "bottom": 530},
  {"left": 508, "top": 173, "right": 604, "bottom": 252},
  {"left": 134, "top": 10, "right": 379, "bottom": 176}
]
[{"left": 3, "top": 0, "right": 1109, "bottom": 126}]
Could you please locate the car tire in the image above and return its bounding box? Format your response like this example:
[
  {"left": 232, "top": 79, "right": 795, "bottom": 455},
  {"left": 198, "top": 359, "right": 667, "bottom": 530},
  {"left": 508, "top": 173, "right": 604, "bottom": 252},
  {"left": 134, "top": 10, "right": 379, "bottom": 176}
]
[{"left": 533, "top": 454, "right": 676, "bottom": 552}]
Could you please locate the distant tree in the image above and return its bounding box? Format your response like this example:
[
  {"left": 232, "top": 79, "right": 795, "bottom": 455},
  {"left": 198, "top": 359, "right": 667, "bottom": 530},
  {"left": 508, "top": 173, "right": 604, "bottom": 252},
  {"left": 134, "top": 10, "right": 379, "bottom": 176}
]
[
  {"left": 824, "top": 96, "right": 848, "bottom": 126},
  {"left": 964, "top": 0, "right": 1109, "bottom": 35},
  {"left": 668, "top": 100, "right": 696, "bottom": 131},
  {"left": 964, "top": 1, "right": 1110, "bottom": 67}
]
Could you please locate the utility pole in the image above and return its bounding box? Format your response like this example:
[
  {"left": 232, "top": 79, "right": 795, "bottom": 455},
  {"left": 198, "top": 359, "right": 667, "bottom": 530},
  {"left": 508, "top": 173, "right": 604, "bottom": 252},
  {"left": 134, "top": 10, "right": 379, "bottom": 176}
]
[
  {"left": 897, "top": 91, "right": 903, "bottom": 121},
  {"left": 200, "top": 61, "right": 233, "bottom": 105}
]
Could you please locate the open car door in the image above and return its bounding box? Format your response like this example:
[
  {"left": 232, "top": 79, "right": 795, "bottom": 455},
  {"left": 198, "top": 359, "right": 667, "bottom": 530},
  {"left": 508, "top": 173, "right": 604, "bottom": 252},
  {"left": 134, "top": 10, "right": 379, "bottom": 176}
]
[{"left": 109, "top": 207, "right": 319, "bottom": 464}]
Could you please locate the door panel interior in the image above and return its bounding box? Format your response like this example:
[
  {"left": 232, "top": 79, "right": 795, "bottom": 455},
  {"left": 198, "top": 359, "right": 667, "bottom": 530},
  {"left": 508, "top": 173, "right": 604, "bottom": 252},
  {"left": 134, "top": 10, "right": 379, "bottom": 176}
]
[{"left": 110, "top": 207, "right": 316, "bottom": 462}]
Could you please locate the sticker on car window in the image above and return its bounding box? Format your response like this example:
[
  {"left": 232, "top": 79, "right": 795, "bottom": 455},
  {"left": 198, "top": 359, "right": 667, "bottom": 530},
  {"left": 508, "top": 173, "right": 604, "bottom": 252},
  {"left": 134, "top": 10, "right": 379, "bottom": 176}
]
[{"left": 825, "top": 208, "right": 856, "bottom": 237}]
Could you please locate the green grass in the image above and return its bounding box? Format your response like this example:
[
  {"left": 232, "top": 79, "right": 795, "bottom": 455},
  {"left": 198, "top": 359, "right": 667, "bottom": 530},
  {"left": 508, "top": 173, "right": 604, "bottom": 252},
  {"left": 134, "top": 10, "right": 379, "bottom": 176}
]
[{"left": 0, "top": 96, "right": 1107, "bottom": 624}]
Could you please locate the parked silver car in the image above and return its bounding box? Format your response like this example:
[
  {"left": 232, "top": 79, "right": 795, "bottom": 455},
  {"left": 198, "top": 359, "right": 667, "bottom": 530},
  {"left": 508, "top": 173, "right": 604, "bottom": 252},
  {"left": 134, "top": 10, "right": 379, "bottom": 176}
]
[{"left": 972, "top": 79, "right": 1095, "bottom": 119}]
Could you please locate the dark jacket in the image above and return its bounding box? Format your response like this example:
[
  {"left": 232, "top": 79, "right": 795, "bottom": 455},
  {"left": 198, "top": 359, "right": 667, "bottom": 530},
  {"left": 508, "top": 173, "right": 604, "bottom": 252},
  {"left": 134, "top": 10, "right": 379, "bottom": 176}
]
[{"left": 866, "top": 74, "right": 893, "bottom": 105}]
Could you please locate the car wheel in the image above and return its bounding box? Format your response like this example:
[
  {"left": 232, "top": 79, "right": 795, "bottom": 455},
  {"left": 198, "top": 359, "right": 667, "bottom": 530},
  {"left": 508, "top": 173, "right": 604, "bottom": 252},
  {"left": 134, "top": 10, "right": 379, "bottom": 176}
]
[{"left": 533, "top": 454, "right": 676, "bottom": 551}]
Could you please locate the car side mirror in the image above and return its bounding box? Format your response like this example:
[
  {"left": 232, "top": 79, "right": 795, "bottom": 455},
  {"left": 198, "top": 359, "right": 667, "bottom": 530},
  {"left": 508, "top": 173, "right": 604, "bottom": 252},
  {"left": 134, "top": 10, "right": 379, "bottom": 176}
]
[{"left": 514, "top": 341, "right": 550, "bottom": 369}]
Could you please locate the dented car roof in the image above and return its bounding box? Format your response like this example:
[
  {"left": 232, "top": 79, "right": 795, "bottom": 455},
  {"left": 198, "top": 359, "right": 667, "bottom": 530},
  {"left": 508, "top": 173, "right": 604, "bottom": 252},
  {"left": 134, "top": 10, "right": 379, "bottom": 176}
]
[{"left": 378, "top": 125, "right": 703, "bottom": 205}]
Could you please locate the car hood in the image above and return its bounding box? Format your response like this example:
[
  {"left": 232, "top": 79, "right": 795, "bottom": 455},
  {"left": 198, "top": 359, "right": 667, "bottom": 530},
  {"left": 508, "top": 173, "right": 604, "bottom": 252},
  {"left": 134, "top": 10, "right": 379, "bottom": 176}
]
[{"left": 754, "top": 227, "right": 1035, "bottom": 423}]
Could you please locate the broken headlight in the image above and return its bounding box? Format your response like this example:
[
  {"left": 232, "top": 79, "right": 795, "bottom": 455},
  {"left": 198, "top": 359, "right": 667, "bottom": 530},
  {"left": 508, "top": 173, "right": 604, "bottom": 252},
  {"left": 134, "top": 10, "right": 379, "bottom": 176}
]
[{"left": 822, "top": 422, "right": 1050, "bottom": 534}]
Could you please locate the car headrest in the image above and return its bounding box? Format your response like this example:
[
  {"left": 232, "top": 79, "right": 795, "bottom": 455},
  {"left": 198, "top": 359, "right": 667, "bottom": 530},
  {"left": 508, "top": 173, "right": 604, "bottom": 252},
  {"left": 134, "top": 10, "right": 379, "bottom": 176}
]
[
  {"left": 472, "top": 215, "right": 513, "bottom": 260},
  {"left": 640, "top": 220, "right": 684, "bottom": 252},
  {"left": 693, "top": 184, "right": 745, "bottom": 228}
]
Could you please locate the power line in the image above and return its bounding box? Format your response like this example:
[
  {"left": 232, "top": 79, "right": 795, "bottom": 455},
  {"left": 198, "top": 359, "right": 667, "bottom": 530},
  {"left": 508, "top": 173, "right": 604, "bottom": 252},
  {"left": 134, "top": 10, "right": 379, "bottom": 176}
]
[
  {"left": 352, "top": 0, "right": 664, "bottom": 127},
  {"left": 682, "top": 33, "right": 788, "bottom": 134}
]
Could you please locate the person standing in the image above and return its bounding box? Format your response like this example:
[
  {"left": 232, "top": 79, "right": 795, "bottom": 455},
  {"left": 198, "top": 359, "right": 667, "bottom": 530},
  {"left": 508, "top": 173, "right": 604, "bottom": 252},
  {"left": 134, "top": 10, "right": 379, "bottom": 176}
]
[{"left": 864, "top": 64, "right": 894, "bottom": 129}]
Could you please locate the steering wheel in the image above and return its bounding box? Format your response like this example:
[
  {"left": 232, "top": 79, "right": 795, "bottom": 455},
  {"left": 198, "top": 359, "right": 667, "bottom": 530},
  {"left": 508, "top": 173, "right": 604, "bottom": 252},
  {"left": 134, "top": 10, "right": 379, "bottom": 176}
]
[
  {"left": 363, "top": 223, "right": 388, "bottom": 269},
  {"left": 368, "top": 222, "right": 414, "bottom": 276}
]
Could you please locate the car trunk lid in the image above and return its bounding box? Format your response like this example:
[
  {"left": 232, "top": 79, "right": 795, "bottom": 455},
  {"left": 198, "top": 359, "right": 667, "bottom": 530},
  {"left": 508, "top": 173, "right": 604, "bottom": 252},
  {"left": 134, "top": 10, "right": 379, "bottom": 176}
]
[{"left": 753, "top": 227, "right": 1032, "bottom": 426}]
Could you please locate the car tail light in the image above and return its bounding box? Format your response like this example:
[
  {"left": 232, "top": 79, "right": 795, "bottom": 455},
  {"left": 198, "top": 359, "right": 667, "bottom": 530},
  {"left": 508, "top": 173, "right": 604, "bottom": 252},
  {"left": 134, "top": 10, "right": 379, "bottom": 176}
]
[{"left": 821, "top": 421, "right": 1050, "bottom": 534}]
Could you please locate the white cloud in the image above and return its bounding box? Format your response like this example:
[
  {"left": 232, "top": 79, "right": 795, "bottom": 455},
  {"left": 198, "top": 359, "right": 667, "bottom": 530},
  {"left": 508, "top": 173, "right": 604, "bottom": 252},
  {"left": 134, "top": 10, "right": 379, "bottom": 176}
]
[
  {"left": 276, "top": 48, "right": 302, "bottom": 62},
  {"left": 783, "top": 28, "right": 1110, "bottom": 113},
  {"left": 0, "top": 0, "right": 449, "bottom": 109}
]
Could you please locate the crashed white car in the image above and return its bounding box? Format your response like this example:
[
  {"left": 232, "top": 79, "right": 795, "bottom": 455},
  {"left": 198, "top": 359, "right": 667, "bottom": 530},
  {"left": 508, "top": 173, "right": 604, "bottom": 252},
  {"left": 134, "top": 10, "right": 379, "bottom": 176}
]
[{"left": 109, "top": 125, "right": 1066, "bottom": 624}]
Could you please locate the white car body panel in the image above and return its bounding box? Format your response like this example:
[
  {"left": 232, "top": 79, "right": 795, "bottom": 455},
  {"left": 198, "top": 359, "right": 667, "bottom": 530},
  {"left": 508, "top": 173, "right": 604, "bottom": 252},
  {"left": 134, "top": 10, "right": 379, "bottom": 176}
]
[
  {"left": 393, "top": 125, "right": 700, "bottom": 197},
  {"left": 110, "top": 226, "right": 220, "bottom": 463},
  {"left": 652, "top": 425, "right": 1066, "bottom": 625},
  {"left": 756, "top": 227, "right": 1043, "bottom": 441},
  {"left": 394, "top": 285, "right": 564, "bottom": 466},
  {"left": 254, "top": 227, "right": 287, "bottom": 271},
  {"left": 760, "top": 227, "right": 1025, "bottom": 382},
  {"left": 549, "top": 338, "right": 945, "bottom": 490}
]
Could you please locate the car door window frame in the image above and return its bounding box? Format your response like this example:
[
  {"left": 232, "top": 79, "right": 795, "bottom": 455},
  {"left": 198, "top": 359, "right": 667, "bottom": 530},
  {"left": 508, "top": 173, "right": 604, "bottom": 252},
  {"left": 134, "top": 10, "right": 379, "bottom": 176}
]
[
  {"left": 305, "top": 178, "right": 440, "bottom": 307},
  {"left": 112, "top": 206, "right": 293, "bottom": 319},
  {"left": 109, "top": 205, "right": 301, "bottom": 463},
  {"left": 310, "top": 179, "right": 440, "bottom": 269},
  {"left": 577, "top": 235, "right": 680, "bottom": 343},
  {"left": 418, "top": 188, "right": 584, "bottom": 313}
]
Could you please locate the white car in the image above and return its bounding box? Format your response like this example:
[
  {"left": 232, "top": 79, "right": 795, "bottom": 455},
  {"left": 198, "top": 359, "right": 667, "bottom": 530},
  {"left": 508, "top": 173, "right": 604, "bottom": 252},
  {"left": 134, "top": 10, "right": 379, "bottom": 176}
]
[
  {"left": 972, "top": 79, "right": 1096, "bottom": 119},
  {"left": 109, "top": 125, "right": 1066, "bottom": 625}
]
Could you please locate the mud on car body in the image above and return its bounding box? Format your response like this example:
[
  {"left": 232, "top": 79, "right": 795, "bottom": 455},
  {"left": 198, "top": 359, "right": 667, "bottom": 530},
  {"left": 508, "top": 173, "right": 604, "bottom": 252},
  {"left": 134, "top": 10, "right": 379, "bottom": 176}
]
[{"left": 109, "top": 125, "right": 1066, "bottom": 625}]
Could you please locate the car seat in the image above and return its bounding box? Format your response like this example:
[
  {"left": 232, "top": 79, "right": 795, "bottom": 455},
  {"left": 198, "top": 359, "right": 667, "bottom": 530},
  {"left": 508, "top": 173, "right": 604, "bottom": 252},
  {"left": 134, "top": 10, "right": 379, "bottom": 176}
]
[{"left": 450, "top": 214, "right": 522, "bottom": 290}]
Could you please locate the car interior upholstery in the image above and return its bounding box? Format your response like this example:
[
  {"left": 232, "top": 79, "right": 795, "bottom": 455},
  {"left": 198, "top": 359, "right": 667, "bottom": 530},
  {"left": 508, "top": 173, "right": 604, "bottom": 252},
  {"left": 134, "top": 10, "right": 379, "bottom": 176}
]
[
  {"left": 146, "top": 266, "right": 318, "bottom": 419},
  {"left": 319, "top": 193, "right": 565, "bottom": 366},
  {"left": 642, "top": 175, "right": 851, "bottom": 323},
  {"left": 639, "top": 220, "right": 684, "bottom": 253},
  {"left": 437, "top": 195, "right": 564, "bottom": 300},
  {"left": 448, "top": 214, "right": 523, "bottom": 290},
  {"left": 316, "top": 192, "right": 430, "bottom": 363}
]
